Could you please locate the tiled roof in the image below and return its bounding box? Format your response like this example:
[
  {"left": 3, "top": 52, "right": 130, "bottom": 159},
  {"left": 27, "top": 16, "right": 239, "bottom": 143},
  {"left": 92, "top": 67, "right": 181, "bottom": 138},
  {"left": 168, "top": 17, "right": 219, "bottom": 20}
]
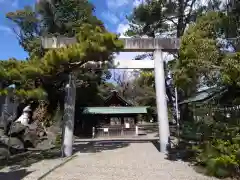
[{"left": 179, "top": 87, "right": 227, "bottom": 104}]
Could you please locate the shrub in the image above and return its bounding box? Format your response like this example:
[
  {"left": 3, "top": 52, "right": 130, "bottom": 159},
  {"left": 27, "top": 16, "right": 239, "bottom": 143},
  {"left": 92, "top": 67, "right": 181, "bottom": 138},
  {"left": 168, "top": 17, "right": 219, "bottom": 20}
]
[
  {"left": 180, "top": 118, "right": 240, "bottom": 178},
  {"left": 205, "top": 155, "right": 238, "bottom": 178},
  {"left": 193, "top": 135, "right": 240, "bottom": 178}
]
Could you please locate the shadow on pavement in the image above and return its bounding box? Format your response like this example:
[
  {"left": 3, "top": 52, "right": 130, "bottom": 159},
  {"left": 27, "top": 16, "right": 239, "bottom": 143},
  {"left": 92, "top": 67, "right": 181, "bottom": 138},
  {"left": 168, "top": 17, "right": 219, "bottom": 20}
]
[
  {"left": 151, "top": 140, "right": 161, "bottom": 152},
  {"left": 73, "top": 141, "right": 130, "bottom": 153},
  {"left": 0, "top": 169, "right": 33, "bottom": 180},
  {"left": 151, "top": 140, "right": 196, "bottom": 162},
  {"left": 0, "top": 149, "right": 62, "bottom": 171}
]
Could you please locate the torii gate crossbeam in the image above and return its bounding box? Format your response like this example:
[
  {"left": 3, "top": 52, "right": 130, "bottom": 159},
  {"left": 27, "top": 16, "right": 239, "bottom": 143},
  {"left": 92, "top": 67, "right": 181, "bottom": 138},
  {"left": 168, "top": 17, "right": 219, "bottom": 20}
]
[{"left": 41, "top": 37, "right": 180, "bottom": 156}]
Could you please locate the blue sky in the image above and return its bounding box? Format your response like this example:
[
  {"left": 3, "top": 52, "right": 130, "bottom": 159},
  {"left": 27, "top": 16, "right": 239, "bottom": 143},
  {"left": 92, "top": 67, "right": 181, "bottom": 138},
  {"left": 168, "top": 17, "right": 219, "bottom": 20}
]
[{"left": 0, "top": 0, "right": 142, "bottom": 60}]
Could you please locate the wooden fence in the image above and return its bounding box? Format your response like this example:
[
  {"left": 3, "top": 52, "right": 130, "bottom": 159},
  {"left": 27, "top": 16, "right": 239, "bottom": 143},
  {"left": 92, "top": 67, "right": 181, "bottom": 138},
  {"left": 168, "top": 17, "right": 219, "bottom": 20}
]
[{"left": 92, "top": 123, "right": 178, "bottom": 138}]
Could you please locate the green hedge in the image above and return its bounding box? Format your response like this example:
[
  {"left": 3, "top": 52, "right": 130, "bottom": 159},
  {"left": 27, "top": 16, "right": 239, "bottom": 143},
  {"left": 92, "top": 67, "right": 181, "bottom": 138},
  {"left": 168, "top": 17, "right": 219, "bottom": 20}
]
[{"left": 180, "top": 118, "right": 240, "bottom": 178}]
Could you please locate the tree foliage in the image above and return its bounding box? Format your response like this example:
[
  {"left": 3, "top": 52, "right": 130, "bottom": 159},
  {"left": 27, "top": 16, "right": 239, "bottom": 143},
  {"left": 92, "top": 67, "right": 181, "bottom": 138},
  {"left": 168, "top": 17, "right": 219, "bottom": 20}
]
[
  {"left": 173, "top": 12, "right": 224, "bottom": 91},
  {"left": 174, "top": 10, "right": 240, "bottom": 91},
  {"left": 126, "top": 0, "right": 207, "bottom": 38},
  {"left": 0, "top": 24, "right": 122, "bottom": 97},
  {"left": 170, "top": 10, "right": 240, "bottom": 178},
  {"left": 1, "top": 0, "right": 123, "bottom": 112},
  {"left": 125, "top": 0, "right": 211, "bottom": 121},
  {"left": 132, "top": 70, "right": 156, "bottom": 106},
  {"left": 6, "top": 0, "right": 103, "bottom": 58}
]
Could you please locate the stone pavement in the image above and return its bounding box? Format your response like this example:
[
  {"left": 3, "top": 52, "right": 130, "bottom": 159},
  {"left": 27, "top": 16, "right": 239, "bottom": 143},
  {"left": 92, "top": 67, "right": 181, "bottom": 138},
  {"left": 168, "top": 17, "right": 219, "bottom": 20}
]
[
  {"left": 0, "top": 149, "right": 76, "bottom": 180},
  {"left": 0, "top": 157, "right": 64, "bottom": 180},
  {"left": 42, "top": 142, "right": 218, "bottom": 180}
]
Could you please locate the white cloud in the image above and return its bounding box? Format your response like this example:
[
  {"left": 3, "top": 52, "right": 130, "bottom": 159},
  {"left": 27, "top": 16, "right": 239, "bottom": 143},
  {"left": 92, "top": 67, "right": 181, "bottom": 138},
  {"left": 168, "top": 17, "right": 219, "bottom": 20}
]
[
  {"left": 101, "top": 11, "right": 119, "bottom": 24},
  {"left": 106, "top": 0, "right": 145, "bottom": 35},
  {"left": 118, "top": 11, "right": 127, "bottom": 20},
  {"left": 106, "top": 0, "right": 129, "bottom": 9},
  {"left": 133, "top": 0, "right": 141, "bottom": 7},
  {"left": 133, "top": 0, "right": 146, "bottom": 7},
  {"left": 0, "top": 0, "right": 18, "bottom": 8},
  {"left": 117, "top": 23, "right": 149, "bottom": 38},
  {"left": 12, "top": 0, "right": 18, "bottom": 8},
  {"left": 0, "top": 26, "right": 13, "bottom": 35},
  {"left": 116, "top": 23, "right": 130, "bottom": 37}
]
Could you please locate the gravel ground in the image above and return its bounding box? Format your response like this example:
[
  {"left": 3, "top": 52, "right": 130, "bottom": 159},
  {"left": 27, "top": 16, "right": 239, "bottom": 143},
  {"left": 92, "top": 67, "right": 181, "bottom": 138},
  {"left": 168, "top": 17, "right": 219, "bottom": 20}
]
[{"left": 42, "top": 142, "right": 218, "bottom": 180}]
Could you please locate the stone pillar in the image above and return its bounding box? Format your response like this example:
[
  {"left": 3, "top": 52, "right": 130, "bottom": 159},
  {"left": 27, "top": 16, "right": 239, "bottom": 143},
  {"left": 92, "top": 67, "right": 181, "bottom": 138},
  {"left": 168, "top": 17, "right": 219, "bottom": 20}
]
[
  {"left": 175, "top": 87, "right": 180, "bottom": 139},
  {"left": 154, "top": 49, "right": 170, "bottom": 153},
  {"left": 135, "top": 125, "right": 138, "bottom": 136},
  {"left": 63, "top": 74, "right": 76, "bottom": 157}
]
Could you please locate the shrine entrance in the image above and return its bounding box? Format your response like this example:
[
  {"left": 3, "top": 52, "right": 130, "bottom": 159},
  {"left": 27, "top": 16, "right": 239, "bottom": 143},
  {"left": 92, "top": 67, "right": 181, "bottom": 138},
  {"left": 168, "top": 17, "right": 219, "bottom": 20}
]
[
  {"left": 74, "top": 90, "right": 149, "bottom": 138},
  {"left": 41, "top": 37, "right": 179, "bottom": 157}
]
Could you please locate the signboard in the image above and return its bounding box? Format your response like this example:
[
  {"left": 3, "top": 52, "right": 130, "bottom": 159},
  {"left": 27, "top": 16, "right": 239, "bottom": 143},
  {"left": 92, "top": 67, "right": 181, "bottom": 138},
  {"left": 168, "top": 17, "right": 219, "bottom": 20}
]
[
  {"left": 125, "top": 123, "right": 130, "bottom": 129},
  {"left": 103, "top": 128, "right": 109, "bottom": 133}
]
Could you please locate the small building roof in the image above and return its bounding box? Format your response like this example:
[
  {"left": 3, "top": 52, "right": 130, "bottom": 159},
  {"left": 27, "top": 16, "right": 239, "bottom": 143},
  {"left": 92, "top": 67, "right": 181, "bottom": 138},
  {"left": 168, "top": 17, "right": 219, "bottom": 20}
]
[
  {"left": 104, "top": 90, "right": 133, "bottom": 106},
  {"left": 179, "top": 87, "right": 227, "bottom": 105},
  {"left": 82, "top": 106, "right": 149, "bottom": 114}
]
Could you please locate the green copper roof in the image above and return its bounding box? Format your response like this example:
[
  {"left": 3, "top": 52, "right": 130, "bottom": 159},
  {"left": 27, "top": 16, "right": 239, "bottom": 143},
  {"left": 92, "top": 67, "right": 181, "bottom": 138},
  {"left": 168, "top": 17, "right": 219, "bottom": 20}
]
[
  {"left": 82, "top": 106, "right": 149, "bottom": 114},
  {"left": 179, "top": 87, "right": 227, "bottom": 104}
]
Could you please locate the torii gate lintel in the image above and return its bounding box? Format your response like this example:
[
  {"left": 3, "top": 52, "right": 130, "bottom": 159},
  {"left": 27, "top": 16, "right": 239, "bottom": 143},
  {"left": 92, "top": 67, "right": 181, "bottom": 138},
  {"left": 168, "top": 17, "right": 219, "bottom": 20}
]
[{"left": 41, "top": 37, "right": 179, "bottom": 52}]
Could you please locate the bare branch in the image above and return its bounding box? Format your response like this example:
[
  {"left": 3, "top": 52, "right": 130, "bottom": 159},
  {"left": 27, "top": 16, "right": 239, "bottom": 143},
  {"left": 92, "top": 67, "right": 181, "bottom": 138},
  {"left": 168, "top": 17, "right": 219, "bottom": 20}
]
[
  {"left": 184, "top": 0, "right": 193, "bottom": 9},
  {"left": 163, "top": 16, "right": 178, "bottom": 26},
  {"left": 185, "top": 0, "right": 198, "bottom": 24},
  {"left": 11, "top": 27, "right": 22, "bottom": 42}
]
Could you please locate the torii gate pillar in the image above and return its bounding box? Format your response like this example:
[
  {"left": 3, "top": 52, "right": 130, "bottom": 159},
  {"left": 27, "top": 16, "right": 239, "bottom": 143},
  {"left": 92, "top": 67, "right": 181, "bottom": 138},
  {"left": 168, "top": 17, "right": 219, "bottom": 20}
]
[
  {"left": 154, "top": 49, "right": 170, "bottom": 152},
  {"left": 41, "top": 37, "right": 180, "bottom": 154}
]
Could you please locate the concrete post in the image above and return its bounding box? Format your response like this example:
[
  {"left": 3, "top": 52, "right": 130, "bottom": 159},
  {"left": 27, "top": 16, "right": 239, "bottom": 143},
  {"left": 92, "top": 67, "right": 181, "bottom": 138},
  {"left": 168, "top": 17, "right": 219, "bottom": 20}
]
[
  {"left": 135, "top": 125, "right": 138, "bottom": 136},
  {"left": 154, "top": 49, "right": 170, "bottom": 153},
  {"left": 92, "top": 127, "right": 95, "bottom": 138},
  {"left": 175, "top": 87, "right": 180, "bottom": 138},
  {"left": 63, "top": 74, "right": 76, "bottom": 157}
]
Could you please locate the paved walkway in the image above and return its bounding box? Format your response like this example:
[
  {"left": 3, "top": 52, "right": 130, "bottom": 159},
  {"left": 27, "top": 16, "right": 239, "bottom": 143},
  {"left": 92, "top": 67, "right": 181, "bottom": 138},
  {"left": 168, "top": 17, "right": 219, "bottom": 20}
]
[
  {"left": 0, "top": 157, "right": 65, "bottom": 180},
  {"left": 42, "top": 142, "right": 217, "bottom": 180}
]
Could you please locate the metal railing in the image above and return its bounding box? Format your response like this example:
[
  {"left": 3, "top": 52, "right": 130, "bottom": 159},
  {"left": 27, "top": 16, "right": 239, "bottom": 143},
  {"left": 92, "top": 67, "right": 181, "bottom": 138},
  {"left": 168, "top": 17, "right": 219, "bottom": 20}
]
[{"left": 93, "top": 126, "right": 137, "bottom": 138}]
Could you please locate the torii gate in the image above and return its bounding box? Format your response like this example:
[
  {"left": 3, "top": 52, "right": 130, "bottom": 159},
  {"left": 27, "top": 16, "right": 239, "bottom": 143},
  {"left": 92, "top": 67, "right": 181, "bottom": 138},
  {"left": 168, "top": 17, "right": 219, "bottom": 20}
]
[{"left": 41, "top": 37, "right": 180, "bottom": 156}]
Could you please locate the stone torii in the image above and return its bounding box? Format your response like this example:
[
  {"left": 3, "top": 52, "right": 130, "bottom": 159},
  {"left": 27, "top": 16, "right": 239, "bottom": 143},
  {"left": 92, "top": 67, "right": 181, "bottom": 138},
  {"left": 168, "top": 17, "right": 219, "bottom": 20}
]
[{"left": 41, "top": 37, "right": 180, "bottom": 156}]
